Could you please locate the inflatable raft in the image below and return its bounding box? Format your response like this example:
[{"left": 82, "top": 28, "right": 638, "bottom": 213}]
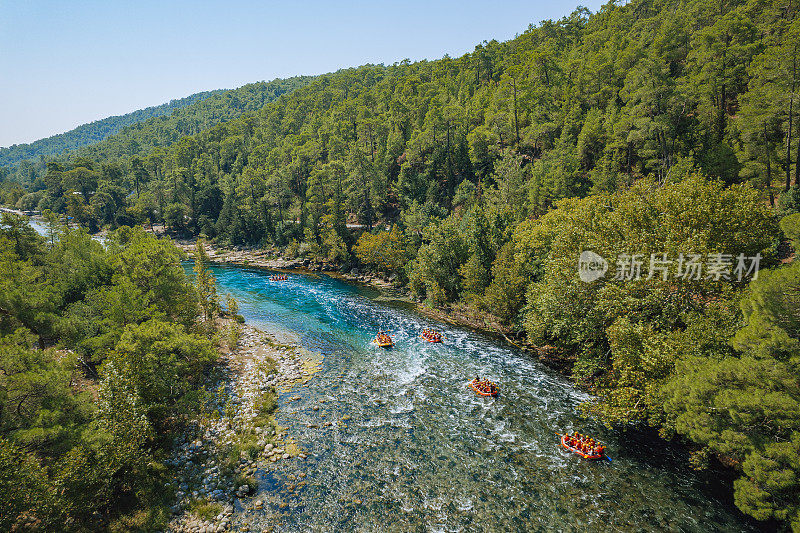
[
  {"left": 560, "top": 434, "right": 606, "bottom": 460},
  {"left": 421, "top": 334, "right": 442, "bottom": 343},
  {"left": 373, "top": 333, "right": 394, "bottom": 348},
  {"left": 468, "top": 379, "right": 499, "bottom": 397}
]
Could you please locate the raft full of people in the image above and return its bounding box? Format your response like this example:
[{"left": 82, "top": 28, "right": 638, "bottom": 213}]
[
  {"left": 373, "top": 331, "right": 394, "bottom": 348},
  {"left": 560, "top": 432, "right": 609, "bottom": 461},
  {"left": 468, "top": 376, "right": 499, "bottom": 397},
  {"left": 269, "top": 274, "right": 289, "bottom": 281},
  {"left": 421, "top": 329, "right": 442, "bottom": 343}
]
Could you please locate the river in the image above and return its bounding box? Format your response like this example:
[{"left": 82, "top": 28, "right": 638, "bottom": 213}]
[
  {"left": 200, "top": 263, "right": 757, "bottom": 532},
  {"left": 27, "top": 217, "right": 48, "bottom": 237}
]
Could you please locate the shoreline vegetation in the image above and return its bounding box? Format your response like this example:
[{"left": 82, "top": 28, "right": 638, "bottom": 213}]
[{"left": 0, "top": 216, "right": 782, "bottom": 531}]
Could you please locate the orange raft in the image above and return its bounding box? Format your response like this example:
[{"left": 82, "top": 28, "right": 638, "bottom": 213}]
[
  {"left": 374, "top": 332, "right": 394, "bottom": 348},
  {"left": 560, "top": 434, "right": 605, "bottom": 460},
  {"left": 420, "top": 329, "right": 442, "bottom": 343},
  {"left": 269, "top": 274, "right": 288, "bottom": 281},
  {"left": 468, "top": 379, "right": 499, "bottom": 397}
]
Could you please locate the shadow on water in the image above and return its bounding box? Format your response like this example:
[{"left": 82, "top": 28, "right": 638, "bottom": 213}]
[{"left": 193, "top": 262, "right": 766, "bottom": 532}]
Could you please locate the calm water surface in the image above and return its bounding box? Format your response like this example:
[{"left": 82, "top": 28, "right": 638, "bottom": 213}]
[{"left": 202, "top": 264, "right": 753, "bottom": 532}]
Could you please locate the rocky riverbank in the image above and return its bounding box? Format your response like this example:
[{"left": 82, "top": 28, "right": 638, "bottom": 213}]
[
  {"left": 165, "top": 322, "right": 317, "bottom": 533},
  {"left": 174, "top": 239, "right": 397, "bottom": 289},
  {"left": 174, "top": 240, "right": 320, "bottom": 272}
]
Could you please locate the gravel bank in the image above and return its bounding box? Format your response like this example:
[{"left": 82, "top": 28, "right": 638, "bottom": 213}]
[{"left": 165, "top": 323, "right": 315, "bottom": 533}]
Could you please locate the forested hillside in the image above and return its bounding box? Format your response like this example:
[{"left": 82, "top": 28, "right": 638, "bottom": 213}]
[
  {"left": 3, "top": 0, "right": 800, "bottom": 527},
  {"left": 1, "top": 76, "right": 313, "bottom": 186},
  {"left": 6, "top": 0, "right": 796, "bottom": 237},
  {"left": 0, "top": 90, "right": 219, "bottom": 167}
]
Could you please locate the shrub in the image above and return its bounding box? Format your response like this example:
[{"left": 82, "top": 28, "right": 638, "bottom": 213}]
[
  {"left": 780, "top": 213, "right": 800, "bottom": 252},
  {"left": 187, "top": 499, "right": 222, "bottom": 521},
  {"left": 254, "top": 391, "right": 277, "bottom": 417},
  {"left": 777, "top": 185, "right": 800, "bottom": 217}
]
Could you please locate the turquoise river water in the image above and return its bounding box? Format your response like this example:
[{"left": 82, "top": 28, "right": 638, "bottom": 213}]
[{"left": 201, "top": 263, "right": 761, "bottom": 533}]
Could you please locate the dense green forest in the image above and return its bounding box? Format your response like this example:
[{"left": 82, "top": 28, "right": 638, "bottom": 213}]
[
  {"left": 0, "top": 76, "right": 312, "bottom": 187},
  {"left": 0, "top": 90, "right": 220, "bottom": 167},
  {"left": 3, "top": 0, "right": 800, "bottom": 528},
  {"left": 0, "top": 217, "right": 224, "bottom": 530}
]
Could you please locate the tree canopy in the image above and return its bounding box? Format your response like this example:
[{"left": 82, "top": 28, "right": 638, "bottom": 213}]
[{"left": 0, "top": 218, "right": 216, "bottom": 530}]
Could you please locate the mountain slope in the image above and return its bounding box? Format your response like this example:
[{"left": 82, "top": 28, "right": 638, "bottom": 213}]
[
  {"left": 16, "top": 0, "right": 794, "bottom": 237},
  {"left": 0, "top": 90, "right": 220, "bottom": 166},
  {"left": 1, "top": 76, "right": 313, "bottom": 183},
  {"left": 70, "top": 76, "right": 314, "bottom": 163}
]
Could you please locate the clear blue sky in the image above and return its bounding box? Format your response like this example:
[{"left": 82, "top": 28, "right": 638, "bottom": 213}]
[{"left": 0, "top": 0, "right": 604, "bottom": 148}]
